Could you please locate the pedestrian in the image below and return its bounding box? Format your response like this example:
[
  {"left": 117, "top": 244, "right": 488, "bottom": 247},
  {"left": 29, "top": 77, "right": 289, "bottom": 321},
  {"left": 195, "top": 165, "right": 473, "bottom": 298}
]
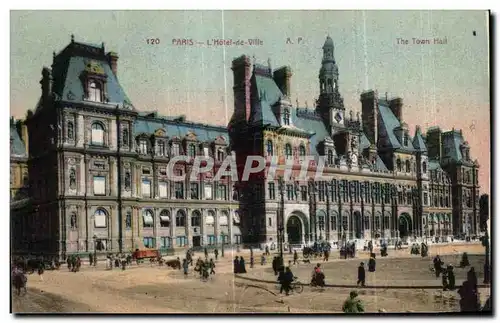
[
  {"left": 89, "top": 253, "right": 93, "bottom": 267},
  {"left": 265, "top": 245, "right": 270, "bottom": 256},
  {"left": 182, "top": 258, "right": 189, "bottom": 277},
  {"left": 467, "top": 267, "right": 478, "bottom": 291},
  {"left": 67, "top": 257, "right": 71, "bottom": 271},
  {"left": 357, "top": 262, "right": 366, "bottom": 287},
  {"left": 447, "top": 265, "right": 456, "bottom": 290},
  {"left": 233, "top": 256, "right": 240, "bottom": 274},
  {"left": 37, "top": 261, "right": 45, "bottom": 282},
  {"left": 204, "top": 247, "right": 208, "bottom": 259},
  {"left": 272, "top": 257, "right": 278, "bottom": 275},
  {"left": 250, "top": 255, "right": 254, "bottom": 268},
  {"left": 323, "top": 249, "right": 329, "bottom": 262},
  {"left": 368, "top": 253, "right": 376, "bottom": 272},
  {"left": 214, "top": 248, "right": 219, "bottom": 261},
  {"left": 209, "top": 258, "right": 216, "bottom": 275},
  {"left": 293, "top": 250, "right": 298, "bottom": 265},
  {"left": 278, "top": 267, "right": 294, "bottom": 296},
  {"left": 261, "top": 254, "right": 266, "bottom": 266},
  {"left": 239, "top": 257, "right": 247, "bottom": 273}
]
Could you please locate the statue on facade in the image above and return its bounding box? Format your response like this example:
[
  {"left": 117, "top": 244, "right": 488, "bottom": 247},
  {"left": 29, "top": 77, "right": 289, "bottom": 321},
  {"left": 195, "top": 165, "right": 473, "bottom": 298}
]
[
  {"left": 70, "top": 213, "right": 77, "bottom": 229},
  {"left": 69, "top": 169, "right": 76, "bottom": 190},
  {"left": 124, "top": 172, "right": 131, "bottom": 190}
]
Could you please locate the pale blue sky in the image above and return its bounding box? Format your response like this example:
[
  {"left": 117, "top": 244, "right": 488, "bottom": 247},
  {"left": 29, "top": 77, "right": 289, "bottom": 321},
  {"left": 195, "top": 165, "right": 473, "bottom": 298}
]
[{"left": 10, "top": 10, "right": 490, "bottom": 193}]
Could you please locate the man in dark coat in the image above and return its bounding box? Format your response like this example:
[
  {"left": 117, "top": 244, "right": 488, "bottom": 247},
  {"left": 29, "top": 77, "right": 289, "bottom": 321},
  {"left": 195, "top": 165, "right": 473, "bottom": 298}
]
[
  {"left": 467, "top": 267, "right": 478, "bottom": 291},
  {"left": 272, "top": 257, "right": 278, "bottom": 275},
  {"left": 357, "top": 262, "right": 366, "bottom": 287},
  {"left": 368, "top": 253, "right": 376, "bottom": 272},
  {"left": 293, "top": 250, "right": 298, "bottom": 265},
  {"left": 239, "top": 257, "right": 247, "bottom": 273},
  {"left": 433, "top": 255, "right": 443, "bottom": 277},
  {"left": 204, "top": 247, "right": 209, "bottom": 259},
  {"left": 447, "top": 265, "right": 456, "bottom": 290},
  {"left": 214, "top": 248, "right": 219, "bottom": 261}
]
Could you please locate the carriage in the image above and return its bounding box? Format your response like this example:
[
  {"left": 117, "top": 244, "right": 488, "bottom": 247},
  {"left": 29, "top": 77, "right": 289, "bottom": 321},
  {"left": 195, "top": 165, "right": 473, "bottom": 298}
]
[{"left": 132, "top": 249, "right": 160, "bottom": 263}]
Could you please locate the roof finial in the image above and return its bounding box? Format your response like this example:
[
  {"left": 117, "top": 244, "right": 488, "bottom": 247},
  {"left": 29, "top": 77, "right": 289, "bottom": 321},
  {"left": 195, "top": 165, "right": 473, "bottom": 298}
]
[
  {"left": 53, "top": 51, "right": 56, "bottom": 59},
  {"left": 267, "top": 58, "right": 272, "bottom": 72},
  {"left": 296, "top": 98, "right": 299, "bottom": 108},
  {"left": 71, "top": 34, "right": 75, "bottom": 43},
  {"left": 385, "top": 92, "right": 388, "bottom": 101}
]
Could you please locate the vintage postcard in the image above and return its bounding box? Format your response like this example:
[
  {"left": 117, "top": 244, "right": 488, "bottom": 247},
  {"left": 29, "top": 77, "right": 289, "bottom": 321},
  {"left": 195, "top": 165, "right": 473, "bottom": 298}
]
[{"left": 9, "top": 10, "right": 491, "bottom": 314}]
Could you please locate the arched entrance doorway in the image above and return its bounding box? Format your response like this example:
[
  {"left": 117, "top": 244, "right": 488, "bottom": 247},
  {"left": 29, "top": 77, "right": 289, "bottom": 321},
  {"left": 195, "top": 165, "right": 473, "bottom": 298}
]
[
  {"left": 399, "top": 213, "right": 412, "bottom": 238},
  {"left": 286, "top": 215, "right": 303, "bottom": 244},
  {"left": 353, "top": 211, "right": 362, "bottom": 239}
]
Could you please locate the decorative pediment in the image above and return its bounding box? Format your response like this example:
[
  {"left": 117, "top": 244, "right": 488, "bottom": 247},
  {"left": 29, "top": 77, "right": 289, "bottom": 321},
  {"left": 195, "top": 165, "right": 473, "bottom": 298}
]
[
  {"left": 214, "top": 135, "right": 227, "bottom": 145},
  {"left": 185, "top": 131, "right": 197, "bottom": 141},
  {"left": 154, "top": 128, "right": 167, "bottom": 137},
  {"left": 85, "top": 60, "right": 106, "bottom": 75}
]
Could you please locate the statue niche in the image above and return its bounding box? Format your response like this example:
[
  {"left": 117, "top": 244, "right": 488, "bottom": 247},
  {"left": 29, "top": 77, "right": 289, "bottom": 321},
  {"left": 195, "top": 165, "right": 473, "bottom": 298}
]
[
  {"left": 124, "top": 171, "right": 131, "bottom": 190},
  {"left": 69, "top": 168, "right": 77, "bottom": 190}
]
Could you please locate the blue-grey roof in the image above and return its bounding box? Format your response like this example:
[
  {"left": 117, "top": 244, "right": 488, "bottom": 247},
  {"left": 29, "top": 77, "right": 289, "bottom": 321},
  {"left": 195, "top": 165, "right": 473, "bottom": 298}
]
[
  {"left": 359, "top": 132, "right": 371, "bottom": 152},
  {"left": 377, "top": 103, "right": 401, "bottom": 149},
  {"left": 61, "top": 56, "right": 133, "bottom": 108},
  {"left": 293, "top": 110, "right": 330, "bottom": 157},
  {"left": 133, "top": 117, "right": 228, "bottom": 143},
  {"left": 250, "top": 74, "right": 282, "bottom": 126},
  {"left": 412, "top": 127, "right": 428, "bottom": 153},
  {"left": 440, "top": 131, "right": 465, "bottom": 161},
  {"left": 428, "top": 159, "right": 442, "bottom": 171},
  {"left": 10, "top": 125, "right": 27, "bottom": 157},
  {"left": 374, "top": 155, "right": 388, "bottom": 171}
]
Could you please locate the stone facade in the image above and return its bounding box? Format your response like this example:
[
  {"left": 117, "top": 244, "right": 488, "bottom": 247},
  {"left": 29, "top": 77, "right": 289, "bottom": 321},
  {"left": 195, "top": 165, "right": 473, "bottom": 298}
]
[{"left": 11, "top": 35, "right": 482, "bottom": 258}]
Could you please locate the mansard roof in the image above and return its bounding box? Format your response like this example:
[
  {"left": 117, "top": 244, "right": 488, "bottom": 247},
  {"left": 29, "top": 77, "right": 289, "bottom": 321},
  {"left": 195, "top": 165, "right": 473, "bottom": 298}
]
[
  {"left": 412, "top": 126, "right": 428, "bottom": 153},
  {"left": 377, "top": 99, "right": 415, "bottom": 152},
  {"left": 134, "top": 113, "right": 228, "bottom": 144},
  {"left": 441, "top": 130, "right": 467, "bottom": 162}
]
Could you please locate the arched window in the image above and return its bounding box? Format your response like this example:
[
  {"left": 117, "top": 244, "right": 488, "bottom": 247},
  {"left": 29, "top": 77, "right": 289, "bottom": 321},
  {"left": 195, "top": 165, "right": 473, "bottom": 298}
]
[
  {"left": 318, "top": 215, "right": 325, "bottom": 231},
  {"left": 88, "top": 81, "right": 102, "bottom": 102},
  {"left": 299, "top": 145, "right": 306, "bottom": 158},
  {"left": 67, "top": 121, "right": 74, "bottom": 140},
  {"left": 188, "top": 143, "right": 196, "bottom": 158},
  {"left": 405, "top": 160, "right": 411, "bottom": 173},
  {"left": 176, "top": 210, "right": 186, "bottom": 227},
  {"left": 91, "top": 122, "right": 105, "bottom": 146},
  {"left": 217, "top": 148, "right": 225, "bottom": 161},
  {"left": 375, "top": 216, "right": 381, "bottom": 230},
  {"left": 266, "top": 140, "right": 274, "bottom": 156},
  {"left": 283, "top": 108, "right": 290, "bottom": 125},
  {"left": 331, "top": 216, "right": 337, "bottom": 231},
  {"left": 94, "top": 208, "right": 107, "bottom": 228},
  {"left": 342, "top": 215, "right": 348, "bottom": 230},
  {"left": 328, "top": 150, "right": 334, "bottom": 165},
  {"left": 70, "top": 213, "right": 77, "bottom": 230},
  {"left": 364, "top": 216, "right": 370, "bottom": 230},
  {"left": 122, "top": 128, "right": 129, "bottom": 146},
  {"left": 285, "top": 144, "right": 292, "bottom": 159},
  {"left": 142, "top": 209, "right": 154, "bottom": 228},
  {"left": 206, "top": 211, "right": 215, "bottom": 226},
  {"left": 422, "top": 161, "right": 427, "bottom": 174},
  {"left": 160, "top": 210, "right": 170, "bottom": 227},
  {"left": 191, "top": 211, "right": 201, "bottom": 227},
  {"left": 396, "top": 159, "right": 402, "bottom": 172}
]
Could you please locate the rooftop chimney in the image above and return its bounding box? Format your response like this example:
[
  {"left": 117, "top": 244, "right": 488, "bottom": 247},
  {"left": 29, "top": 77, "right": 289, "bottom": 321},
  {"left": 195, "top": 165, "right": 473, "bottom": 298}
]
[{"left": 106, "top": 52, "right": 119, "bottom": 77}]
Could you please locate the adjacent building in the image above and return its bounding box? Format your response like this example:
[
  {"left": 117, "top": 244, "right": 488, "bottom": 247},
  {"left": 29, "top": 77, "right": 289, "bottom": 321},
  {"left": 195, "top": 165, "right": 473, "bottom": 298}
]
[{"left": 11, "top": 35, "right": 482, "bottom": 258}]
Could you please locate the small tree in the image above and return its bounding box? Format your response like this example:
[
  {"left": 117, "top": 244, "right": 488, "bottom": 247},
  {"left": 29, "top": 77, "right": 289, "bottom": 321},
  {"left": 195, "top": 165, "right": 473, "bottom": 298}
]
[{"left": 342, "top": 291, "right": 365, "bottom": 313}]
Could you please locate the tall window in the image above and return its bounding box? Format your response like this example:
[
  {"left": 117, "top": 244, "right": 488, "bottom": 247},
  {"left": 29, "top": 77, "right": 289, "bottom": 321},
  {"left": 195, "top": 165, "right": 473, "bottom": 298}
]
[
  {"left": 176, "top": 210, "right": 186, "bottom": 227},
  {"left": 422, "top": 161, "right": 427, "bottom": 174},
  {"left": 143, "top": 209, "right": 154, "bottom": 228},
  {"left": 299, "top": 145, "right": 306, "bottom": 159},
  {"left": 342, "top": 215, "right": 348, "bottom": 230},
  {"left": 301, "top": 185, "right": 308, "bottom": 201},
  {"left": 217, "top": 184, "right": 227, "bottom": 200},
  {"left": 285, "top": 144, "right": 292, "bottom": 159},
  {"left": 190, "top": 182, "right": 199, "bottom": 199},
  {"left": 138, "top": 139, "right": 148, "bottom": 154},
  {"left": 88, "top": 81, "right": 102, "bottom": 102},
  {"left": 93, "top": 176, "right": 106, "bottom": 196},
  {"left": 217, "top": 149, "right": 225, "bottom": 161},
  {"left": 188, "top": 144, "right": 196, "bottom": 158},
  {"left": 67, "top": 121, "right": 74, "bottom": 140},
  {"left": 70, "top": 213, "right": 77, "bottom": 230},
  {"left": 328, "top": 150, "right": 334, "bottom": 165},
  {"left": 405, "top": 160, "right": 411, "bottom": 173},
  {"left": 160, "top": 210, "right": 170, "bottom": 227},
  {"left": 160, "top": 237, "right": 171, "bottom": 249},
  {"left": 91, "top": 122, "right": 105, "bottom": 146},
  {"left": 176, "top": 236, "right": 187, "bottom": 247},
  {"left": 142, "top": 179, "right": 151, "bottom": 198},
  {"left": 375, "top": 216, "right": 381, "bottom": 230},
  {"left": 396, "top": 159, "right": 402, "bottom": 172},
  {"left": 158, "top": 181, "right": 168, "bottom": 198},
  {"left": 364, "top": 216, "right": 370, "bottom": 230},
  {"left": 171, "top": 143, "right": 180, "bottom": 156},
  {"left": 283, "top": 108, "right": 290, "bottom": 125},
  {"left": 286, "top": 184, "right": 294, "bottom": 200},
  {"left": 331, "top": 216, "right": 337, "bottom": 231},
  {"left": 191, "top": 211, "right": 201, "bottom": 227},
  {"left": 174, "top": 182, "right": 184, "bottom": 199},
  {"left": 403, "top": 133, "right": 409, "bottom": 146},
  {"left": 384, "top": 216, "right": 390, "bottom": 230},
  {"left": 318, "top": 182, "right": 325, "bottom": 202},
  {"left": 268, "top": 182, "right": 275, "bottom": 199},
  {"left": 94, "top": 209, "right": 107, "bottom": 228},
  {"left": 143, "top": 237, "right": 155, "bottom": 248},
  {"left": 156, "top": 141, "right": 166, "bottom": 156}
]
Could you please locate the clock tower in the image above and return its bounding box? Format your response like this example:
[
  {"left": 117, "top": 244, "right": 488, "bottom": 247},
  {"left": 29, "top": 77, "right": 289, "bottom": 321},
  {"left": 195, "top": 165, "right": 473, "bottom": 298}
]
[{"left": 316, "top": 35, "right": 345, "bottom": 135}]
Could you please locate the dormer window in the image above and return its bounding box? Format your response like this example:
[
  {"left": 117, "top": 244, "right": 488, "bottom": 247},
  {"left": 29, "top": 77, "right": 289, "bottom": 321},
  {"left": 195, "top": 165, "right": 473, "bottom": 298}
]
[
  {"left": 396, "top": 159, "right": 402, "bottom": 172},
  {"left": 88, "top": 81, "right": 102, "bottom": 102},
  {"left": 122, "top": 128, "right": 129, "bottom": 146},
  {"left": 403, "top": 133, "right": 409, "bottom": 146},
  {"left": 217, "top": 148, "right": 225, "bottom": 161},
  {"left": 266, "top": 140, "right": 274, "bottom": 156},
  {"left": 405, "top": 160, "right": 411, "bottom": 173},
  {"left": 156, "top": 140, "right": 166, "bottom": 156},
  {"left": 285, "top": 144, "right": 292, "bottom": 159},
  {"left": 139, "top": 139, "right": 148, "bottom": 154},
  {"left": 327, "top": 150, "right": 334, "bottom": 165},
  {"left": 283, "top": 108, "right": 290, "bottom": 126},
  {"left": 171, "top": 143, "right": 180, "bottom": 156}
]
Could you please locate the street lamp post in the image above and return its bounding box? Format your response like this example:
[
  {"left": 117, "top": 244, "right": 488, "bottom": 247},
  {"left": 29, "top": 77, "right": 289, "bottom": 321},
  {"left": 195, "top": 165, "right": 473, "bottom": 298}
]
[
  {"left": 278, "top": 176, "right": 285, "bottom": 267},
  {"left": 93, "top": 235, "right": 97, "bottom": 267}
]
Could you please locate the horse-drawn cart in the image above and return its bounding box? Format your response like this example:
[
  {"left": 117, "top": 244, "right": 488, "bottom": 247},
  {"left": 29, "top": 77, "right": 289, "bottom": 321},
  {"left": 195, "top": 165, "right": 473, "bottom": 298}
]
[{"left": 132, "top": 249, "right": 160, "bottom": 262}]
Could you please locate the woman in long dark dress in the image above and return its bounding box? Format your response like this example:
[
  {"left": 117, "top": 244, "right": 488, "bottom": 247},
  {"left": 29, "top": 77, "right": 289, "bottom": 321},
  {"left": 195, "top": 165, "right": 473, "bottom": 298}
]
[
  {"left": 239, "top": 257, "right": 247, "bottom": 273},
  {"left": 233, "top": 256, "right": 240, "bottom": 274}
]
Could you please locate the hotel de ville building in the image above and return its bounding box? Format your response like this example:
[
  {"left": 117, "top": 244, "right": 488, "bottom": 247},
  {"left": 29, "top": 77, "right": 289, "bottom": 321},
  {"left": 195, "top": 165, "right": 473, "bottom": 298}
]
[{"left": 10, "top": 35, "right": 481, "bottom": 258}]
